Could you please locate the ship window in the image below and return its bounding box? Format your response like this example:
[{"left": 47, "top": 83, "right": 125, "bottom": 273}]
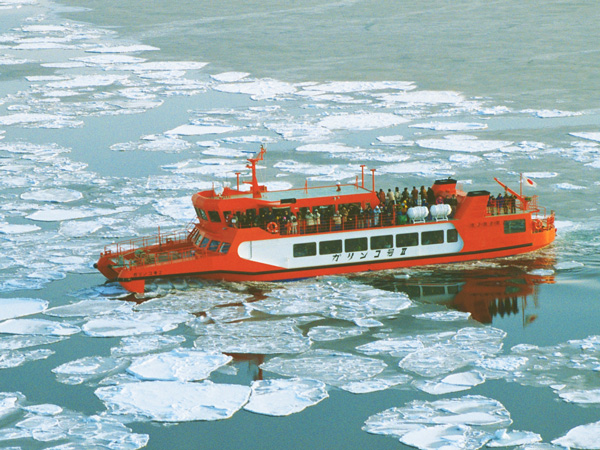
[
  {"left": 396, "top": 232, "right": 419, "bottom": 247},
  {"left": 208, "top": 240, "right": 220, "bottom": 252},
  {"left": 220, "top": 243, "right": 230, "bottom": 254},
  {"left": 447, "top": 229, "right": 458, "bottom": 243},
  {"left": 504, "top": 219, "right": 526, "bottom": 234},
  {"left": 193, "top": 232, "right": 204, "bottom": 246},
  {"left": 199, "top": 237, "right": 210, "bottom": 248},
  {"left": 293, "top": 242, "right": 317, "bottom": 258},
  {"left": 195, "top": 208, "right": 208, "bottom": 221},
  {"left": 319, "top": 239, "right": 342, "bottom": 255},
  {"left": 371, "top": 235, "right": 393, "bottom": 250},
  {"left": 208, "top": 211, "right": 221, "bottom": 223},
  {"left": 345, "top": 237, "right": 368, "bottom": 252},
  {"left": 422, "top": 230, "right": 444, "bottom": 245}
]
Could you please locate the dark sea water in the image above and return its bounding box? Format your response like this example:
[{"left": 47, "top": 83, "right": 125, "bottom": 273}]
[{"left": 1, "top": 1, "right": 600, "bottom": 449}]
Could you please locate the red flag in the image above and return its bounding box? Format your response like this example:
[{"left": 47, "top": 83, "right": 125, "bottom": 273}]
[{"left": 525, "top": 178, "right": 537, "bottom": 188}]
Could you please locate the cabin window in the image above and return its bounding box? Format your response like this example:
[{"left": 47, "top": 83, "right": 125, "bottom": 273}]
[
  {"left": 447, "top": 229, "right": 458, "bottom": 243},
  {"left": 208, "top": 211, "right": 221, "bottom": 223},
  {"left": 293, "top": 242, "right": 317, "bottom": 258},
  {"left": 371, "top": 235, "right": 393, "bottom": 250},
  {"left": 208, "top": 240, "right": 220, "bottom": 252},
  {"left": 396, "top": 232, "right": 419, "bottom": 247},
  {"left": 345, "top": 237, "right": 368, "bottom": 252},
  {"left": 319, "top": 239, "right": 342, "bottom": 255},
  {"left": 195, "top": 208, "right": 208, "bottom": 221},
  {"left": 199, "top": 237, "right": 210, "bottom": 248},
  {"left": 422, "top": 230, "right": 444, "bottom": 245},
  {"left": 220, "top": 243, "right": 230, "bottom": 254},
  {"left": 193, "top": 232, "right": 204, "bottom": 246},
  {"left": 504, "top": 219, "right": 526, "bottom": 234}
]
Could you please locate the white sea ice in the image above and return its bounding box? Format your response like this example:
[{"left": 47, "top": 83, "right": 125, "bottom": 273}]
[
  {"left": 52, "top": 356, "right": 128, "bottom": 385},
  {"left": 214, "top": 79, "right": 297, "bottom": 100},
  {"left": 244, "top": 378, "right": 328, "bottom": 416},
  {"left": 296, "top": 143, "right": 362, "bottom": 153},
  {"left": 86, "top": 44, "right": 160, "bottom": 53},
  {"left": 0, "top": 335, "right": 64, "bottom": 351},
  {"left": 261, "top": 350, "right": 387, "bottom": 386},
  {"left": 0, "top": 348, "right": 54, "bottom": 369},
  {"left": 210, "top": 72, "right": 250, "bottom": 82},
  {"left": 165, "top": 124, "right": 240, "bottom": 136},
  {"left": 0, "top": 223, "right": 41, "bottom": 234},
  {"left": 374, "top": 90, "right": 466, "bottom": 105},
  {"left": 303, "top": 81, "right": 415, "bottom": 94},
  {"left": 318, "top": 112, "right": 409, "bottom": 131},
  {"left": 554, "top": 182, "right": 586, "bottom": 190},
  {"left": 82, "top": 311, "right": 192, "bottom": 337},
  {"left": 413, "top": 310, "right": 471, "bottom": 322},
  {"left": 193, "top": 319, "right": 311, "bottom": 355},
  {"left": 400, "top": 424, "right": 490, "bottom": 450},
  {"left": 58, "top": 220, "right": 103, "bottom": 237},
  {"left": 341, "top": 374, "right": 412, "bottom": 394},
  {"left": 95, "top": 380, "right": 251, "bottom": 422},
  {"left": 558, "top": 388, "right": 600, "bottom": 404},
  {"left": 111, "top": 335, "right": 186, "bottom": 357},
  {"left": 417, "top": 135, "right": 513, "bottom": 153},
  {"left": 21, "top": 188, "right": 83, "bottom": 203},
  {"left": 45, "top": 299, "right": 133, "bottom": 318},
  {"left": 570, "top": 131, "right": 600, "bottom": 143},
  {"left": 487, "top": 429, "right": 542, "bottom": 447},
  {"left": 307, "top": 326, "right": 368, "bottom": 342},
  {"left": 26, "top": 206, "right": 134, "bottom": 222},
  {"left": 127, "top": 349, "right": 232, "bottom": 382},
  {"left": 410, "top": 122, "right": 487, "bottom": 131},
  {"left": 0, "top": 319, "right": 80, "bottom": 336},
  {"left": 414, "top": 371, "right": 486, "bottom": 395},
  {"left": 0, "top": 297, "right": 48, "bottom": 321},
  {"left": 552, "top": 420, "right": 600, "bottom": 449}
]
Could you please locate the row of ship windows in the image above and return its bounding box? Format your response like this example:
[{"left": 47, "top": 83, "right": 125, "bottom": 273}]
[
  {"left": 293, "top": 229, "right": 458, "bottom": 258},
  {"left": 190, "top": 230, "right": 230, "bottom": 254}
]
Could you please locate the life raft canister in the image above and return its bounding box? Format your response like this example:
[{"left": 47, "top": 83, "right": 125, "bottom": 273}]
[{"left": 267, "top": 222, "right": 279, "bottom": 234}]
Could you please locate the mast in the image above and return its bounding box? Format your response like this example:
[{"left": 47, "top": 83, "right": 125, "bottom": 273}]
[{"left": 246, "top": 145, "right": 266, "bottom": 198}]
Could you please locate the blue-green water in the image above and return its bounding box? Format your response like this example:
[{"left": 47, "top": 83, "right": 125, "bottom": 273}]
[{"left": 1, "top": 1, "right": 600, "bottom": 449}]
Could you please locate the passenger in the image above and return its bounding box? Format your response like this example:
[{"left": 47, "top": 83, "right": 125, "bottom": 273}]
[
  {"left": 341, "top": 206, "right": 348, "bottom": 230},
  {"left": 387, "top": 189, "right": 395, "bottom": 205},
  {"left": 411, "top": 186, "right": 419, "bottom": 204},
  {"left": 378, "top": 189, "right": 386, "bottom": 204},
  {"left": 306, "top": 210, "right": 315, "bottom": 233},
  {"left": 509, "top": 194, "right": 516, "bottom": 213},
  {"left": 449, "top": 194, "right": 458, "bottom": 217},
  {"left": 357, "top": 208, "right": 365, "bottom": 229},
  {"left": 427, "top": 187, "right": 435, "bottom": 205},
  {"left": 290, "top": 212, "right": 298, "bottom": 234},
  {"left": 336, "top": 181, "right": 341, "bottom": 192},
  {"left": 420, "top": 186, "right": 427, "bottom": 206},
  {"left": 395, "top": 187, "right": 401, "bottom": 203},
  {"left": 401, "top": 187, "right": 410, "bottom": 202},
  {"left": 333, "top": 210, "right": 342, "bottom": 231},
  {"left": 496, "top": 193, "right": 504, "bottom": 215},
  {"left": 487, "top": 195, "right": 496, "bottom": 215},
  {"left": 436, "top": 195, "right": 443, "bottom": 205},
  {"left": 365, "top": 204, "right": 373, "bottom": 227},
  {"left": 314, "top": 208, "right": 321, "bottom": 231},
  {"left": 373, "top": 205, "right": 381, "bottom": 227}
]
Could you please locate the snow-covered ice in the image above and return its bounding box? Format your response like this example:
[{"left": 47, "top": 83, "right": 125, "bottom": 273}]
[
  {"left": 244, "top": 378, "right": 328, "bottom": 416},
  {"left": 0, "top": 298, "right": 48, "bottom": 321},
  {"left": 95, "top": 380, "right": 251, "bottom": 422}
]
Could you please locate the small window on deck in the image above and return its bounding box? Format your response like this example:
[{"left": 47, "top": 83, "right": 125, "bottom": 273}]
[
  {"left": 422, "top": 230, "right": 444, "bottom": 245},
  {"left": 396, "top": 232, "right": 419, "bottom": 247},
  {"left": 504, "top": 219, "right": 526, "bottom": 234},
  {"left": 447, "top": 229, "right": 458, "bottom": 243},
  {"left": 371, "top": 235, "right": 393, "bottom": 250},
  {"left": 319, "top": 239, "right": 342, "bottom": 255},
  {"left": 293, "top": 242, "right": 317, "bottom": 258},
  {"left": 208, "top": 240, "right": 220, "bottom": 252},
  {"left": 345, "top": 237, "right": 368, "bottom": 252},
  {"left": 220, "top": 243, "right": 230, "bottom": 254},
  {"left": 199, "top": 237, "right": 210, "bottom": 248},
  {"left": 196, "top": 208, "right": 208, "bottom": 221},
  {"left": 208, "top": 211, "right": 221, "bottom": 223}
]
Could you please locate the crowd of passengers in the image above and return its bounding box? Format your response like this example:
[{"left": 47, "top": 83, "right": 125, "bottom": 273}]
[
  {"left": 225, "top": 185, "right": 463, "bottom": 235},
  {"left": 488, "top": 192, "right": 517, "bottom": 215}
]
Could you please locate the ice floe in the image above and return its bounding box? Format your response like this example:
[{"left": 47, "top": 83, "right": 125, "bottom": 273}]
[
  {"left": 318, "top": 112, "right": 409, "bottom": 131},
  {"left": 86, "top": 44, "right": 160, "bottom": 53},
  {"left": 214, "top": 79, "right": 297, "bottom": 100},
  {"left": 95, "top": 380, "right": 251, "bottom": 422},
  {"left": 165, "top": 124, "right": 240, "bottom": 136},
  {"left": 410, "top": 122, "right": 487, "bottom": 131},
  {"left": 20, "top": 188, "right": 83, "bottom": 203},
  {"left": 82, "top": 311, "right": 192, "bottom": 337},
  {"left": 570, "top": 131, "right": 600, "bottom": 143},
  {"left": 261, "top": 350, "right": 387, "bottom": 387},
  {"left": 0, "top": 223, "right": 41, "bottom": 234},
  {"left": 127, "top": 349, "right": 232, "bottom": 382},
  {"left": 244, "top": 378, "right": 328, "bottom": 416},
  {"left": 0, "top": 297, "right": 48, "bottom": 321},
  {"left": 417, "top": 135, "right": 513, "bottom": 153},
  {"left": 0, "top": 318, "right": 80, "bottom": 336},
  {"left": 414, "top": 371, "right": 486, "bottom": 395},
  {"left": 52, "top": 356, "right": 128, "bottom": 385},
  {"left": 552, "top": 420, "right": 600, "bottom": 449}
]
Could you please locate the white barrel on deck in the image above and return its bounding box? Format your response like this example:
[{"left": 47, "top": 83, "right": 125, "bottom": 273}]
[
  {"left": 430, "top": 203, "right": 452, "bottom": 220},
  {"left": 407, "top": 206, "right": 429, "bottom": 222}
]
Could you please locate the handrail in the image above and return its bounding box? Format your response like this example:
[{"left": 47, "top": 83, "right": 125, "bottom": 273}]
[{"left": 102, "top": 220, "right": 196, "bottom": 255}]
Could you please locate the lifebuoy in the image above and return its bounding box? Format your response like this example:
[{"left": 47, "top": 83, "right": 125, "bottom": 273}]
[
  {"left": 547, "top": 215, "right": 554, "bottom": 225},
  {"left": 533, "top": 219, "right": 543, "bottom": 231},
  {"left": 267, "top": 222, "right": 279, "bottom": 234}
]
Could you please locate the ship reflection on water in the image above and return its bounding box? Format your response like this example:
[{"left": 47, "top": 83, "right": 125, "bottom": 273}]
[{"left": 355, "top": 255, "right": 556, "bottom": 325}]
